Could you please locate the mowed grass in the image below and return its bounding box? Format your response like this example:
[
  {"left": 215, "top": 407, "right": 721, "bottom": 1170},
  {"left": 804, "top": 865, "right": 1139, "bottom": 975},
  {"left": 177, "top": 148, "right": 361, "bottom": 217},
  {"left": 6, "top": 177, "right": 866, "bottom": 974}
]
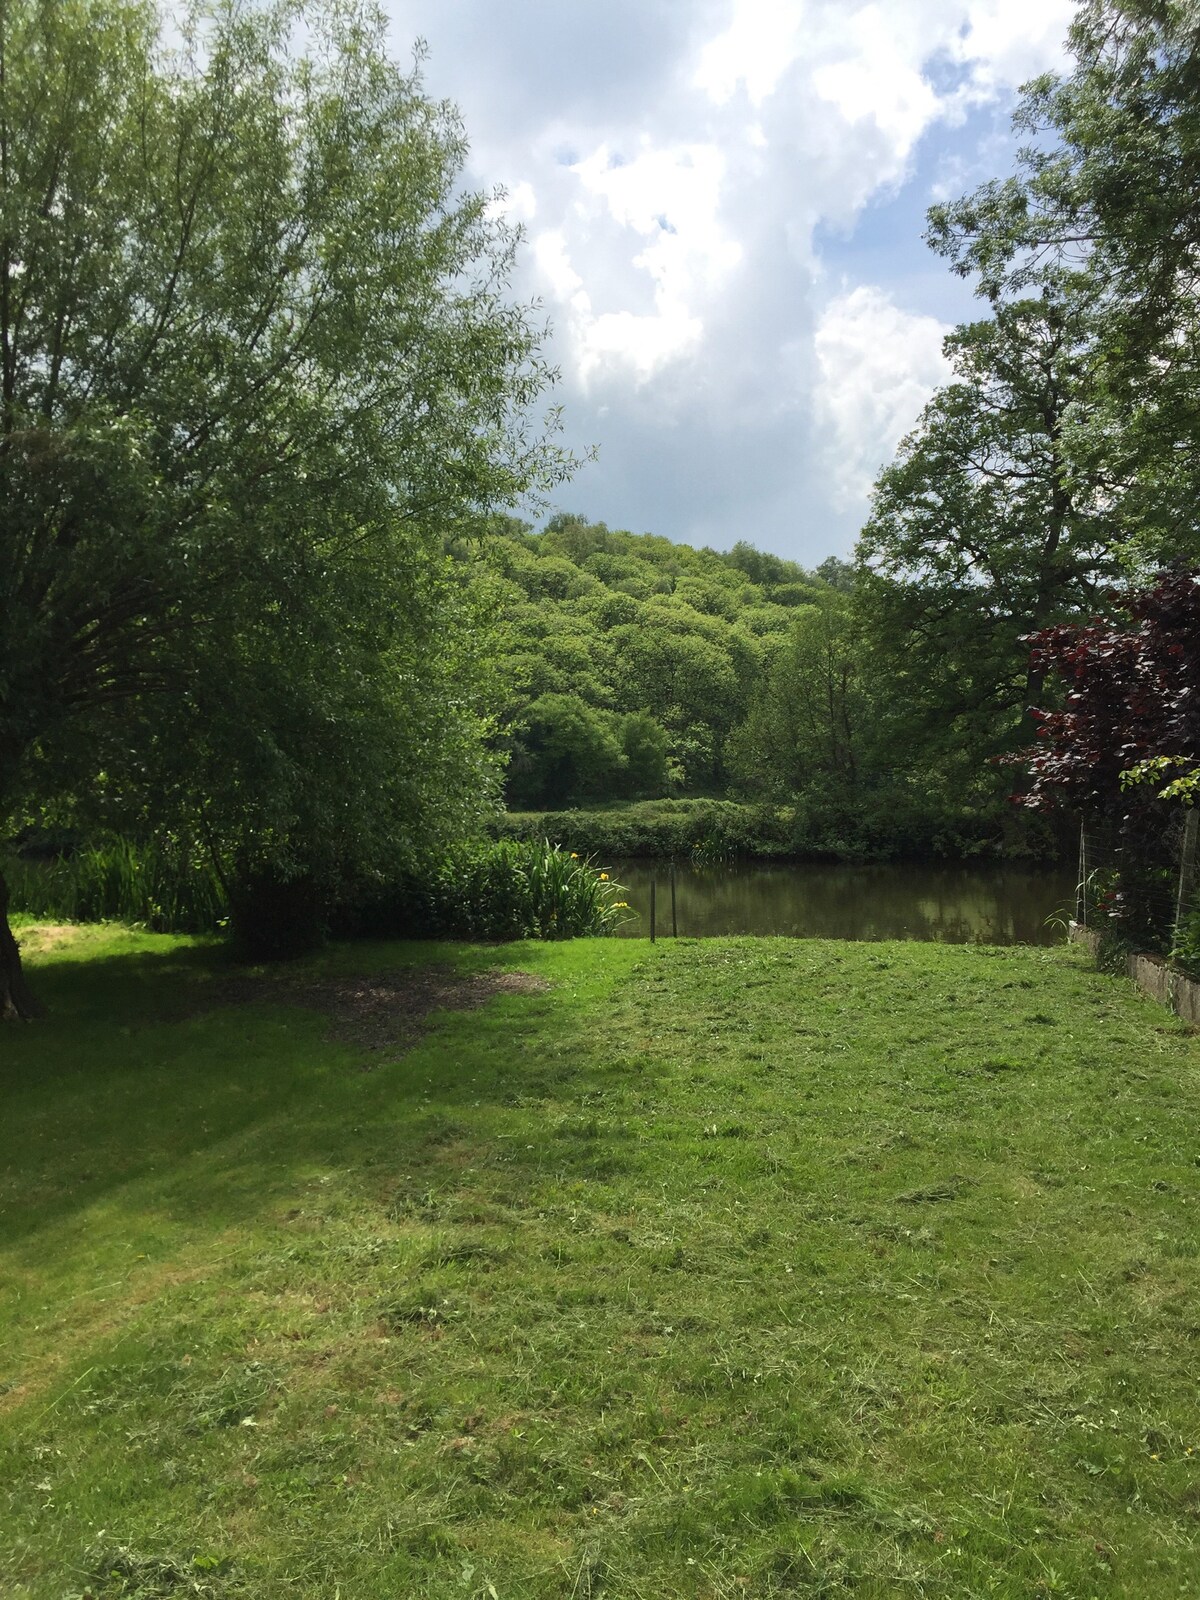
[{"left": 2, "top": 925, "right": 1199, "bottom": 1599}]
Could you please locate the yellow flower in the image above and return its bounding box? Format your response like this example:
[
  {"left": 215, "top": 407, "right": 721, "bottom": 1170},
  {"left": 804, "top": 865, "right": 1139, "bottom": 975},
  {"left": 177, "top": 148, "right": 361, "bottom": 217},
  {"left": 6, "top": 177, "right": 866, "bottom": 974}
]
[
  {"left": 599, "top": 872, "right": 609, "bottom": 880},
  {"left": 570, "top": 852, "right": 578, "bottom": 858}
]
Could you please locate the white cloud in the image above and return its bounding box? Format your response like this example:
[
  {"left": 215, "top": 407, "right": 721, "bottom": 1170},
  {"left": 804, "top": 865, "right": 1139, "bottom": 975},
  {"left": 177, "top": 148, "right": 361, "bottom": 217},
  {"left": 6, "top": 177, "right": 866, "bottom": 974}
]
[
  {"left": 812, "top": 6, "right": 942, "bottom": 158},
  {"left": 529, "top": 141, "right": 740, "bottom": 387},
  {"left": 693, "top": 0, "right": 807, "bottom": 107},
  {"left": 381, "top": 0, "right": 1080, "bottom": 557},
  {"left": 505, "top": 180, "right": 538, "bottom": 223},
  {"left": 953, "top": 0, "right": 1078, "bottom": 93},
  {"left": 577, "top": 305, "right": 705, "bottom": 384},
  {"left": 814, "top": 286, "right": 952, "bottom": 511}
]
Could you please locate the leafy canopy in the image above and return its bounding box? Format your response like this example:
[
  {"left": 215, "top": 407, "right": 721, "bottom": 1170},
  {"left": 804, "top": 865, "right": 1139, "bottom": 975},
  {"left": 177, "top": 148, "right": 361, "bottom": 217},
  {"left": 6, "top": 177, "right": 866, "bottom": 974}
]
[
  {"left": 0, "top": 0, "right": 572, "bottom": 1008},
  {"left": 0, "top": 0, "right": 568, "bottom": 873}
]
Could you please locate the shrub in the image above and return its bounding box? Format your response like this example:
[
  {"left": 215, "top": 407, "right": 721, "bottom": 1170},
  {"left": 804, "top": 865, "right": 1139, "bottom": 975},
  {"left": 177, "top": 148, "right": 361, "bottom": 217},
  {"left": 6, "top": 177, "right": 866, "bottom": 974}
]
[
  {"left": 342, "top": 841, "right": 629, "bottom": 941},
  {"left": 493, "top": 800, "right": 794, "bottom": 861},
  {"left": 6, "top": 837, "right": 628, "bottom": 946},
  {"left": 493, "top": 794, "right": 1065, "bottom": 863},
  {"left": 5, "top": 837, "right": 226, "bottom": 933}
]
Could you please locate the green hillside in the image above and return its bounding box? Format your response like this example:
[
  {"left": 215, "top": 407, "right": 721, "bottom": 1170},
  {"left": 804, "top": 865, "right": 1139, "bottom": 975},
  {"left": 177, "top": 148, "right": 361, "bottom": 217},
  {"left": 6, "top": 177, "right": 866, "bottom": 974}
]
[{"left": 458, "top": 513, "right": 846, "bottom": 809}]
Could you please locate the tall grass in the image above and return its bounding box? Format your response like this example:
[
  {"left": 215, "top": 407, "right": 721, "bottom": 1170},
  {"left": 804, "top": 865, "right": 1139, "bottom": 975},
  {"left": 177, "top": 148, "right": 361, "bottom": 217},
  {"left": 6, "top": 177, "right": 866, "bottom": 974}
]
[
  {"left": 5, "top": 839, "right": 227, "bottom": 934},
  {"left": 347, "top": 840, "right": 630, "bottom": 941},
  {"left": 8, "top": 838, "right": 627, "bottom": 943}
]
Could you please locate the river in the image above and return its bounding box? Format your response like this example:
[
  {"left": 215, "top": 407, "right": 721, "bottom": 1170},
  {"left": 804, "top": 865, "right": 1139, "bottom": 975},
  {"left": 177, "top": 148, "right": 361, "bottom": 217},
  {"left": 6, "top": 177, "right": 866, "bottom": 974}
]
[{"left": 606, "top": 859, "right": 1076, "bottom": 944}]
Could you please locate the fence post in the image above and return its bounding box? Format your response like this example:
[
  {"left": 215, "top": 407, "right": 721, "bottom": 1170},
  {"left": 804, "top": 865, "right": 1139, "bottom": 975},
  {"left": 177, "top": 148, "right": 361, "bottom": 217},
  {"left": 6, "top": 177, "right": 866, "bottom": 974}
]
[
  {"left": 1174, "top": 808, "right": 1199, "bottom": 951},
  {"left": 650, "top": 875, "right": 656, "bottom": 944},
  {"left": 1078, "top": 818, "right": 1087, "bottom": 928},
  {"left": 670, "top": 861, "right": 677, "bottom": 938}
]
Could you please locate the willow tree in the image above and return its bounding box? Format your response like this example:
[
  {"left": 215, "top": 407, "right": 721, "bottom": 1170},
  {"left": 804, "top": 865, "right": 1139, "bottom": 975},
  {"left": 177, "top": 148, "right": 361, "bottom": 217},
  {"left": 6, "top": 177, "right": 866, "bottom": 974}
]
[{"left": 0, "top": 0, "right": 570, "bottom": 1017}]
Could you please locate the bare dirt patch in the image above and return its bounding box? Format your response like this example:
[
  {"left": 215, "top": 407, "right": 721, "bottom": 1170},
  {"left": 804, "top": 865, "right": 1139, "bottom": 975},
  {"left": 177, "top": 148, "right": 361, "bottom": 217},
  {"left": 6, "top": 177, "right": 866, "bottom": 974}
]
[{"left": 226, "top": 966, "right": 549, "bottom": 1063}]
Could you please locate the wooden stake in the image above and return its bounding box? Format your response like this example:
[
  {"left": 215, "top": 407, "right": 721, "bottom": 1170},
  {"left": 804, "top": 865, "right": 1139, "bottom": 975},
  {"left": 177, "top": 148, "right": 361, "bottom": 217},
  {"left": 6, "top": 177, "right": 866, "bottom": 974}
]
[{"left": 1174, "top": 808, "right": 1199, "bottom": 949}]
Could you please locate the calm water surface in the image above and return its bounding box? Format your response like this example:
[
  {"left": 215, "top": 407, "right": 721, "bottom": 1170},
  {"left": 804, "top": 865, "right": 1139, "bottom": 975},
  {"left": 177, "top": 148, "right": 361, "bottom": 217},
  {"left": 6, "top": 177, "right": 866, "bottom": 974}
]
[{"left": 607, "top": 860, "right": 1076, "bottom": 945}]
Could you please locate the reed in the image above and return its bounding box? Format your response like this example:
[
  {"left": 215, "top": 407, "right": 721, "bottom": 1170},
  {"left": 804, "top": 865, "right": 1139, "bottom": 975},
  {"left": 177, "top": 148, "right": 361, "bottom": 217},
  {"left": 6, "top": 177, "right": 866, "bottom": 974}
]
[
  {"left": 5, "top": 839, "right": 226, "bottom": 933},
  {"left": 7, "top": 837, "right": 629, "bottom": 944},
  {"left": 350, "top": 840, "right": 631, "bottom": 941}
]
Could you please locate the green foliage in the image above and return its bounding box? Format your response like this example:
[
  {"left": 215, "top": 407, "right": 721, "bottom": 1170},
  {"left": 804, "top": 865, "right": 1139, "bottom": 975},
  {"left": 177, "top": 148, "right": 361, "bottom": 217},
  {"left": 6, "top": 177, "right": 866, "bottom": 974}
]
[
  {"left": 855, "top": 292, "right": 1112, "bottom": 797},
  {"left": 1122, "top": 755, "right": 1200, "bottom": 806},
  {"left": 7, "top": 837, "right": 629, "bottom": 945},
  {"left": 476, "top": 514, "right": 1064, "bottom": 858},
  {"left": 496, "top": 799, "right": 795, "bottom": 861},
  {"left": 0, "top": 0, "right": 569, "bottom": 1000},
  {"left": 505, "top": 693, "right": 628, "bottom": 810},
  {"left": 499, "top": 794, "right": 1051, "bottom": 865},
  {"left": 1171, "top": 896, "right": 1200, "bottom": 981},
  {"left": 619, "top": 712, "right": 670, "bottom": 799},
  {"left": 468, "top": 514, "right": 817, "bottom": 803},
  {"left": 346, "top": 841, "right": 629, "bottom": 941},
  {"left": 846, "top": 2, "right": 1200, "bottom": 847},
  {"left": 6, "top": 839, "right": 225, "bottom": 933},
  {"left": 729, "top": 589, "right": 874, "bottom": 801},
  {"left": 927, "top": 1, "right": 1200, "bottom": 574}
]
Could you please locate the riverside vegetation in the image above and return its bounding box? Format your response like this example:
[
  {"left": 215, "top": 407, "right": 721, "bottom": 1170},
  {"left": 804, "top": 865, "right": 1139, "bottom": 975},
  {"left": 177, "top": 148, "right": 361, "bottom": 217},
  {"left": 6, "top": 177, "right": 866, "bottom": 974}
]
[
  {"left": 12, "top": 1, "right": 1200, "bottom": 1004},
  {"left": 5, "top": 841, "right": 628, "bottom": 947},
  {"left": 2, "top": 925, "right": 1199, "bottom": 1598}
]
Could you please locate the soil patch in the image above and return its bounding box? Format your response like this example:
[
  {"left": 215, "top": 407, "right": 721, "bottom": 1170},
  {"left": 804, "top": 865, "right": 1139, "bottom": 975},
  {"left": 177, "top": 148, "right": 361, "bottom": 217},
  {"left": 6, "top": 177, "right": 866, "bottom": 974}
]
[{"left": 224, "top": 966, "right": 549, "bottom": 1062}]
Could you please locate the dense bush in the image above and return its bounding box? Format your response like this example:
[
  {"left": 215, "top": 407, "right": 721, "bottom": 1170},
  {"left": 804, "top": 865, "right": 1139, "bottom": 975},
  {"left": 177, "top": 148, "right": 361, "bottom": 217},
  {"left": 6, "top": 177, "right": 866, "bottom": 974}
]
[
  {"left": 343, "top": 841, "right": 629, "bottom": 941},
  {"left": 7, "top": 837, "right": 628, "bottom": 946},
  {"left": 494, "top": 800, "right": 792, "bottom": 861},
  {"left": 1172, "top": 896, "right": 1200, "bottom": 982},
  {"left": 492, "top": 796, "right": 1057, "bottom": 863}
]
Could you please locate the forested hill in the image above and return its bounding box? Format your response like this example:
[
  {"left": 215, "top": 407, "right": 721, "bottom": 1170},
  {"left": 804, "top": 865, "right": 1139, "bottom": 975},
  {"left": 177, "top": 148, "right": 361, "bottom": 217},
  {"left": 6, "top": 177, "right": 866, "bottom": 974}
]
[
  {"left": 458, "top": 513, "right": 851, "bottom": 812},
  {"left": 455, "top": 513, "right": 1064, "bottom": 862}
]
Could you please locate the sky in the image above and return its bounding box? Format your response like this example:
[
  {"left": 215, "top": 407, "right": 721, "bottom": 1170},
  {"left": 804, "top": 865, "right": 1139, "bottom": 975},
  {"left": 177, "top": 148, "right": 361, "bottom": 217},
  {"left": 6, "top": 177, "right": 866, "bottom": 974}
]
[{"left": 380, "top": 0, "right": 1081, "bottom": 567}]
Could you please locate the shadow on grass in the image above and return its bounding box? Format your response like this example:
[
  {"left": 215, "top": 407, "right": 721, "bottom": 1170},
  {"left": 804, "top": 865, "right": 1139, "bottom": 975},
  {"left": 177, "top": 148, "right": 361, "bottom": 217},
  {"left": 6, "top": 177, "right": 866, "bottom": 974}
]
[{"left": 1, "top": 934, "right": 618, "bottom": 1257}]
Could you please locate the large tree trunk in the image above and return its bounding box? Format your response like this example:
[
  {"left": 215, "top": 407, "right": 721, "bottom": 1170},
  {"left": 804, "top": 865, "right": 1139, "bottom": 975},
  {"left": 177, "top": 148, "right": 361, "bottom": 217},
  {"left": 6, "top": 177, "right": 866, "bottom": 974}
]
[{"left": 0, "top": 870, "right": 44, "bottom": 1020}]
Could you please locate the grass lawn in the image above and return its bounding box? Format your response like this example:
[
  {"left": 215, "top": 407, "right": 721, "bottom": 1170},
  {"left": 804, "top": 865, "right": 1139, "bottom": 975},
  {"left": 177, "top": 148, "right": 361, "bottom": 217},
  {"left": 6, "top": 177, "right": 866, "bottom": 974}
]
[{"left": 1, "top": 924, "right": 1198, "bottom": 1598}]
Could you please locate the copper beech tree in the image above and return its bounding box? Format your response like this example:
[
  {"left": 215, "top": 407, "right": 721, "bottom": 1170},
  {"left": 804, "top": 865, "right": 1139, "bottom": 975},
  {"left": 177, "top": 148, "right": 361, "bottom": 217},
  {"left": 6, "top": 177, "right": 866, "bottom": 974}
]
[
  {"left": 1020, "top": 571, "right": 1200, "bottom": 813},
  {"left": 1015, "top": 570, "right": 1200, "bottom": 939}
]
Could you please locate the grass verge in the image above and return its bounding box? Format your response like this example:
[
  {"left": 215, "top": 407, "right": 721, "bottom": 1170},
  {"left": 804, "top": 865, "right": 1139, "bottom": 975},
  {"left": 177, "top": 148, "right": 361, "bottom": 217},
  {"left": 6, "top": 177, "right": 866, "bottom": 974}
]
[{"left": 1, "top": 925, "right": 1198, "bottom": 1597}]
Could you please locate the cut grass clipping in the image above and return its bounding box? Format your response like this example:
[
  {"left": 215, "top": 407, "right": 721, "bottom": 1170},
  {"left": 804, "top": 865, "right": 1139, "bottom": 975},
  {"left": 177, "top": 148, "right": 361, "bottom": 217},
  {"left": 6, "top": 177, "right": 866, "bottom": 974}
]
[{"left": 1, "top": 924, "right": 1199, "bottom": 1597}]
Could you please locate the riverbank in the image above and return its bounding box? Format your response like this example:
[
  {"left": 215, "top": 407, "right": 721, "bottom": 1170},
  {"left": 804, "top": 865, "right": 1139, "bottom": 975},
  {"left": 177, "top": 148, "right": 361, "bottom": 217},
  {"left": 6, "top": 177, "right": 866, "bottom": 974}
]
[
  {"left": 493, "top": 797, "right": 796, "bottom": 859},
  {"left": 3, "top": 926, "right": 1198, "bottom": 1596},
  {"left": 492, "top": 798, "right": 1063, "bottom": 863}
]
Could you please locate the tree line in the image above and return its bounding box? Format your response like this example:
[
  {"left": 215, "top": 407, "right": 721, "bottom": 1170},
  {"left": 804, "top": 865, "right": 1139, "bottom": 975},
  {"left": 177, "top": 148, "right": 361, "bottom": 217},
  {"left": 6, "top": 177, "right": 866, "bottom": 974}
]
[
  {"left": 4, "top": 0, "right": 1200, "bottom": 1016},
  {"left": 859, "top": 0, "right": 1200, "bottom": 941},
  {"left": 478, "top": 2, "right": 1200, "bottom": 873}
]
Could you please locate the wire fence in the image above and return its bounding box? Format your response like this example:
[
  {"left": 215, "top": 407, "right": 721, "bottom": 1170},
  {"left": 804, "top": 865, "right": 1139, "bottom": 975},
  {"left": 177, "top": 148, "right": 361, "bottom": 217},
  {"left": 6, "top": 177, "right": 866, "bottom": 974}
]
[{"left": 1077, "top": 808, "right": 1200, "bottom": 972}]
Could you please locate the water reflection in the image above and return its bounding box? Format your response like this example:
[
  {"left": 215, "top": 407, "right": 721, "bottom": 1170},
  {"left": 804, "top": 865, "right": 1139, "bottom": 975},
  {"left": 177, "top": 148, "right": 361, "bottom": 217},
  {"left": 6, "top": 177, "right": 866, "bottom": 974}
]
[{"left": 608, "top": 860, "right": 1075, "bottom": 945}]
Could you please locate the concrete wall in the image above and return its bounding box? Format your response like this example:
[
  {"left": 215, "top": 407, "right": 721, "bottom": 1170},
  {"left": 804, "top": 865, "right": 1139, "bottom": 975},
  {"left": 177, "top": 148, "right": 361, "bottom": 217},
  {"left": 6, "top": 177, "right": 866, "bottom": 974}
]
[{"left": 1069, "top": 921, "right": 1200, "bottom": 1026}]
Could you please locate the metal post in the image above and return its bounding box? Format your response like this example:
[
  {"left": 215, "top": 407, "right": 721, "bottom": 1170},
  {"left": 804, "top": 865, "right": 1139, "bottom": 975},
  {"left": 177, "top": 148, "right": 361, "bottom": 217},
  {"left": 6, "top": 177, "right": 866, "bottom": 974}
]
[
  {"left": 1078, "top": 818, "right": 1087, "bottom": 928},
  {"left": 1174, "top": 808, "right": 1199, "bottom": 950},
  {"left": 670, "top": 861, "right": 677, "bottom": 938},
  {"left": 650, "top": 875, "right": 656, "bottom": 944}
]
